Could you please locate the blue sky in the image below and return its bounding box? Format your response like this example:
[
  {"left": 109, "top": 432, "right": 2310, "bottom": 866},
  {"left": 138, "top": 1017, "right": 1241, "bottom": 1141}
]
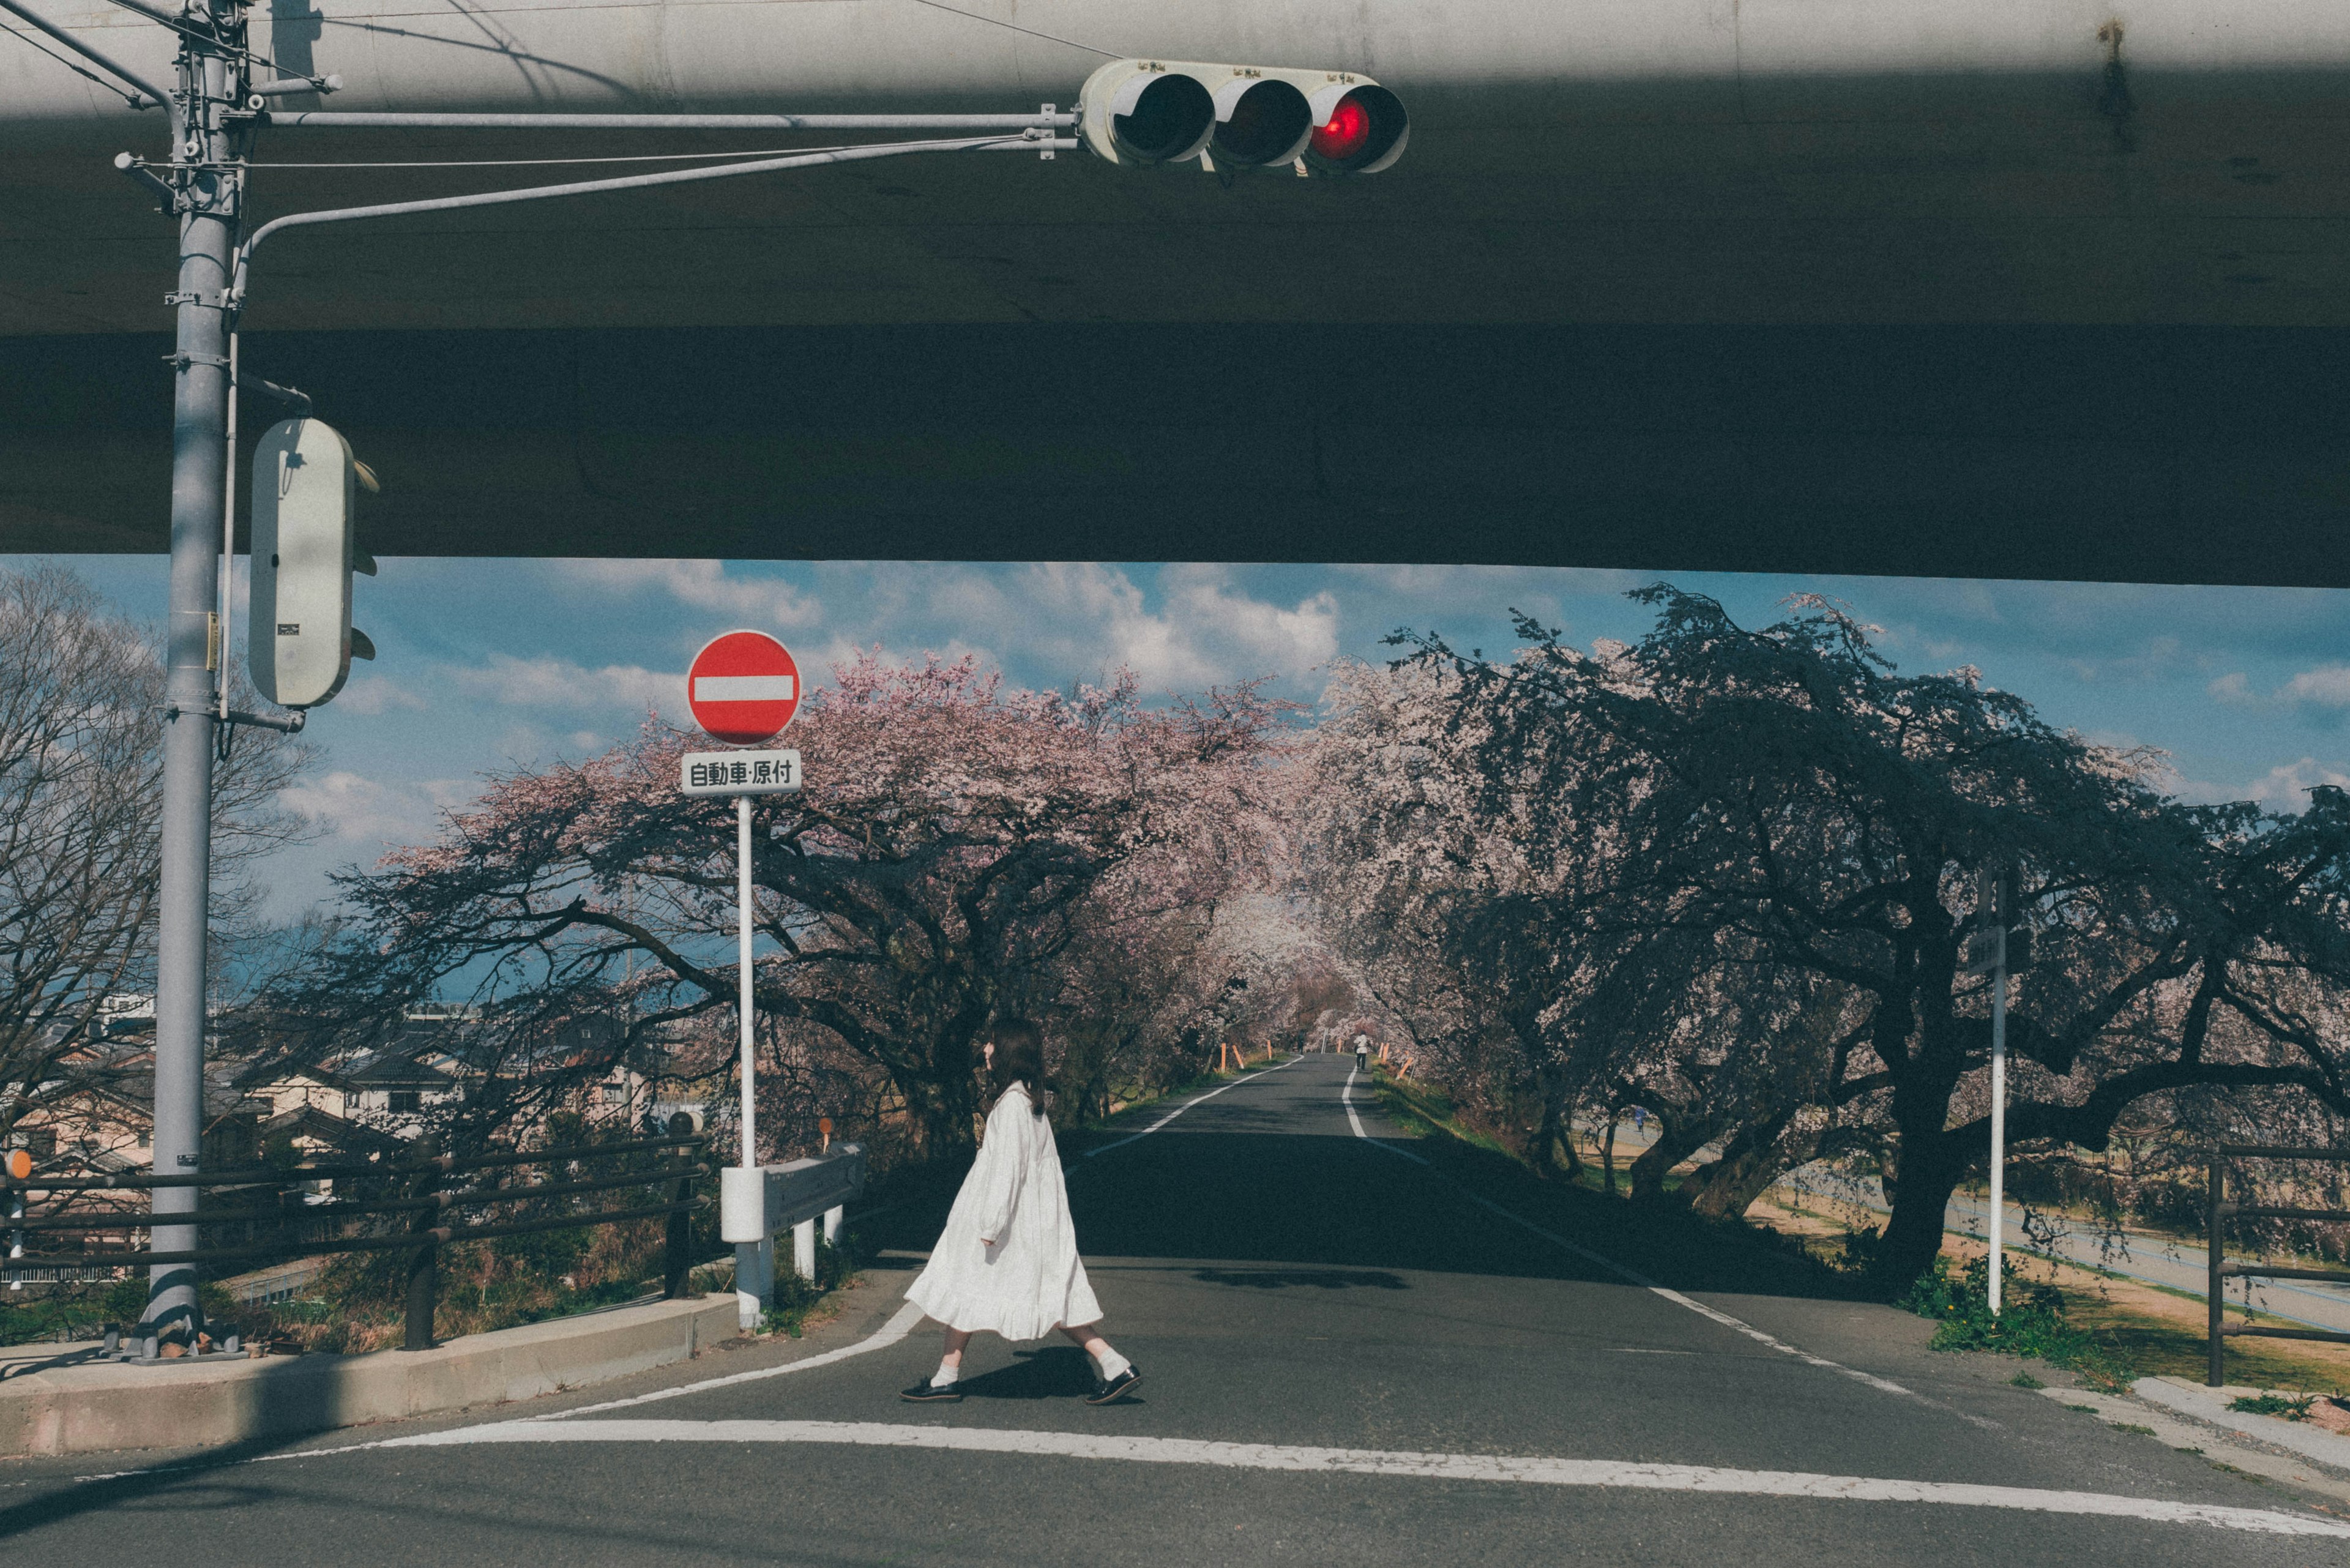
[{"left": 20, "top": 555, "right": 2350, "bottom": 919}]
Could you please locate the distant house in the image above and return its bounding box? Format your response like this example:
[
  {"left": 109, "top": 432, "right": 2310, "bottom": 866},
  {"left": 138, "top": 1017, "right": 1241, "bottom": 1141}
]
[{"left": 9, "top": 1044, "right": 272, "bottom": 1174}]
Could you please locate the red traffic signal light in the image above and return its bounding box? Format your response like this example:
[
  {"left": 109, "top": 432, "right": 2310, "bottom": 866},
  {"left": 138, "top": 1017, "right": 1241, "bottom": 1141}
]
[
  {"left": 1303, "top": 84, "right": 1409, "bottom": 174},
  {"left": 1310, "top": 96, "right": 1370, "bottom": 161}
]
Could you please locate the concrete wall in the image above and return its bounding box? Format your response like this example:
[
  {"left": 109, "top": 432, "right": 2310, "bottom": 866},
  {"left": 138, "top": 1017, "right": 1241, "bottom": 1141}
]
[{"left": 0, "top": 1294, "right": 738, "bottom": 1457}]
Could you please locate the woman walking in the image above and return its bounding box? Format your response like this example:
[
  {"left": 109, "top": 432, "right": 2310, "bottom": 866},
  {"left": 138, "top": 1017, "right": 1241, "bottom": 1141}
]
[{"left": 901, "top": 1018, "right": 1141, "bottom": 1405}]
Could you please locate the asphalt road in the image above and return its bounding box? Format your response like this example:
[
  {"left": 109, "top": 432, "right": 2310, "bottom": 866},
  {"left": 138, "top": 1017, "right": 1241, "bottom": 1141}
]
[{"left": 1, "top": 1055, "right": 2344, "bottom": 1566}]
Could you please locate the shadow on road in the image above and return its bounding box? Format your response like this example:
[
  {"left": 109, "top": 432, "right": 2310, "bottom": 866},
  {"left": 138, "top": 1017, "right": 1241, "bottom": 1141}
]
[
  {"left": 1188, "top": 1267, "right": 1409, "bottom": 1291},
  {"left": 959, "top": 1346, "right": 1106, "bottom": 1401}
]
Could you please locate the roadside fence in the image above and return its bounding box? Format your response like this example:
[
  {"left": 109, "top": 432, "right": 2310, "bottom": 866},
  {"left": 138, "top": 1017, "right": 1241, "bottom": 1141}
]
[
  {"left": 2206, "top": 1143, "right": 2350, "bottom": 1386},
  {"left": 3, "top": 1114, "right": 711, "bottom": 1362}
]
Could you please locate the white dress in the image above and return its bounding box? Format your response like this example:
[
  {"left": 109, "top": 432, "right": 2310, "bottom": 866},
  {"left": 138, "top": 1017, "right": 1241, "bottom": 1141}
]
[{"left": 906, "top": 1085, "right": 1103, "bottom": 1340}]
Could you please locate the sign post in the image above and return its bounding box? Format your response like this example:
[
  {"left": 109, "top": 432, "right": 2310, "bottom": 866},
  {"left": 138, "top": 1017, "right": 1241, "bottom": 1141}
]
[
  {"left": 684, "top": 630, "right": 802, "bottom": 1330},
  {"left": 1966, "top": 867, "right": 2010, "bottom": 1315}
]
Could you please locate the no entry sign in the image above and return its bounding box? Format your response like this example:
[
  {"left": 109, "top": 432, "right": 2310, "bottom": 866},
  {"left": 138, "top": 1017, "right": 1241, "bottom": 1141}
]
[{"left": 687, "top": 630, "right": 800, "bottom": 744}]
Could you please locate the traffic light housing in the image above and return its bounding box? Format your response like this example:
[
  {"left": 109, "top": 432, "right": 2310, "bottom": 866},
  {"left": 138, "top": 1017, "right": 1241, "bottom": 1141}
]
[
  {"left": 249, "top": 415, "right": 376, "bottom": 709},
  {"left": 1078, "top": 59, "right": 1409, "bottom": 175}
]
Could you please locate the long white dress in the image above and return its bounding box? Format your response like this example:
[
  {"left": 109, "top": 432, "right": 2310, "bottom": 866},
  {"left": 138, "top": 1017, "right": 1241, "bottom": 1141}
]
[{"left": 906, "top": 1085, "right": 1103, "bottom": 1341}]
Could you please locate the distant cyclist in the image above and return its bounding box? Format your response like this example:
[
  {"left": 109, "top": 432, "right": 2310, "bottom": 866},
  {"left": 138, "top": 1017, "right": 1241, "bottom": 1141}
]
[{"left": 1354, "top": 1034, "right": 1370, "bottom": 1072}]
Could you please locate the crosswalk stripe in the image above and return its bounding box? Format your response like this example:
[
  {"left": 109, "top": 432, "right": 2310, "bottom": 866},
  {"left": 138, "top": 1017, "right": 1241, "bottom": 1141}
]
[{"left": 371, "top": 1417, "right": 2350, "bottom": 1537}]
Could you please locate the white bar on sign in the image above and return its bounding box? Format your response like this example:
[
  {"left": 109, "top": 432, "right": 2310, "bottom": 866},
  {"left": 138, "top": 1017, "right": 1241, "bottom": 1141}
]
[{"left": 695, "top": 675, "right": 795, "bottom": 702}]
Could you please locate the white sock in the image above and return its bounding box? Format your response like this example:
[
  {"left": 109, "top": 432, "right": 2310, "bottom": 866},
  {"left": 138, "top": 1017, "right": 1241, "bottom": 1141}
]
[
  {"left": 930, "top": 1359, "right": 960, "bottom": 1387},
  {"left": 1092, "top": 1347, "right": 1132, "bottom": 1381}
]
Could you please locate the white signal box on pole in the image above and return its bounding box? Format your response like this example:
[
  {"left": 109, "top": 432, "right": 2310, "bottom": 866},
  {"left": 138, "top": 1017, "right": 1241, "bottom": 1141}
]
[{"left": 249, "top": 416, "right": 376, "bottom": 709}]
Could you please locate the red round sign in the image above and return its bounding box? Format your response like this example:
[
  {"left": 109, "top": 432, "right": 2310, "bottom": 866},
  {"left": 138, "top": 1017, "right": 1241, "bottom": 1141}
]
[{"left": 687, "top": 630, "right": 800, "bottom": 745}]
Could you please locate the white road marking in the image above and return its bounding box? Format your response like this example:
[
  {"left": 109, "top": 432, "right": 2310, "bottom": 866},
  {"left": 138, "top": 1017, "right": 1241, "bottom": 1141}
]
[
  {"left": 1343, "top": 1062, "right": 1429, "bottom": 1161},
  {"left": 364, "top": 1418, "right": 2350, "bottom": 1537},
  {"left": 1340, "top": 1064, "right": 1930, "bottom": 1407},
  {"left": 69, "top": 1299, "right": 939, "bottom": 1482},
  {"left": 531, "top": 1298, "right": 930, "bottom": 1421},
  {"left": 1084, "top": 1055, "right": 1300, "bottom": 1157}
]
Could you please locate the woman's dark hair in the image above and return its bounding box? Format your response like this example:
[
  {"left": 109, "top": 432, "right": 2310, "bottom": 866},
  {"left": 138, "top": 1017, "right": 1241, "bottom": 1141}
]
[{"left": 988, "top": 1018, "right": 1049, "bottom": 1117}]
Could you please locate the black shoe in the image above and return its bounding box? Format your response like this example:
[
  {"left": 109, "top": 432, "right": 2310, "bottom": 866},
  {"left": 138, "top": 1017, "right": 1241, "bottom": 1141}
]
[
  {"left": 901, "top": 1378, "right": 963, "bottom": 1402},
  {"left": 1086, "top": 1367, "right": 1143, "bottom": 1405}
]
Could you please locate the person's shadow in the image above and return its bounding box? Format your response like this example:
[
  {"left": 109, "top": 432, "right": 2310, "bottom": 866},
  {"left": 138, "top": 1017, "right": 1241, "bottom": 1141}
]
[{"left": 957, "top": 1346, "right": 1119, "bottom": 1402}]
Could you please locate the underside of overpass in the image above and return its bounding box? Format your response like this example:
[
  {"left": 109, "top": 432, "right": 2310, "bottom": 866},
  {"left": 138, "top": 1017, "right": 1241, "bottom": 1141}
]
[
  {"left": 4, "top": 323, "right": 2348, "bottom": 585},
  {"left": 4, "top": 0, "right": 2348, "bottom": 583}
]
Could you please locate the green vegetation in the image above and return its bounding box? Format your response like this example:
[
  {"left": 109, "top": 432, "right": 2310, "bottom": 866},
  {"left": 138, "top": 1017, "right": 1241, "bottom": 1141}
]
[
  {"left": 1903, "top": 1253, "right": 2138, "bottom": 1393},
  {"left": 2010, "top": 1370, "right": 2046, "bottom": 1389},
  {"left": 758, "top": 1232, "right": 862, "bottom": 1338},
  {"left": 2229, "top": 1392, "right": 2318, "bottom": 1421}
]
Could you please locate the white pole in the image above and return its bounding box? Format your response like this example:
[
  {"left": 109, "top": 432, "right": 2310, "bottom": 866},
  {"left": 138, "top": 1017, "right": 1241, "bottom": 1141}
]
[
  {"left": 1988, "top": 924, "right": 2007, "bottom": 1316},
  {"left": 737, "top": 793, "right": 755, "bottom": 1171}
]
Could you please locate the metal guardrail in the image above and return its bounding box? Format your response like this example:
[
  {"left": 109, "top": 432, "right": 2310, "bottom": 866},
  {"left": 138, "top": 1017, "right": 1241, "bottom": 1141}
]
[
  {"left": 2207, "top": 1144, "right": 2350, "bottom": 1386},
  {"left": 4, "top": 1116, "right": 714, "bottom": 1357}
]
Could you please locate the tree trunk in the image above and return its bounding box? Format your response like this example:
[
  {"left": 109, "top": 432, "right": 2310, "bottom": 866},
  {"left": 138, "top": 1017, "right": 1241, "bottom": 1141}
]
[
  {"left": 906, "top": 1069, "right": 980, "bottom": 1160},
  {"left": 1536, "top": 1094, "right": 1580, "bottom": 1181},
  {"left": 1600, "top": 1109, "right": 1622, "bottom": 1194},
  {"left": 1878, "top": 1126, "right": 1966, "bottom": 1286},
  {"left": 1688, "top": 1108, "right": 1820, "bottom": 1223},
  {"left": 1628, "top": 1114, "right": 1718, "bottom": 1205}
]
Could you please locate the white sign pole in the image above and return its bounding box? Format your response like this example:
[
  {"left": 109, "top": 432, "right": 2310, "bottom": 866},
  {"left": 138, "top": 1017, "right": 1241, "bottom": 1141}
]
[
  {"left": 1988, "top": 920, "right": 2007, "bottom": 1316},
  {"left": 730, "top": 791, "right": 772, "bottom": 1329},
  {"left": 738, "top": 791, "right": 756, "bottom": 1171}
]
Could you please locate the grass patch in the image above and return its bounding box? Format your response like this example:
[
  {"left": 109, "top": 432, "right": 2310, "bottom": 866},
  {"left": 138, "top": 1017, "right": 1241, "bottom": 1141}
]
[
  {"left": 1903, "top": 1253, "right": 2138, "bottom": 1392},
  {"left": 2010, "top": 1370, "right": 2046, "bottom": 1389},
  {"left": 2229, "top": 1392, "right": 2318, "bottom": 1421},
  {"left": 756, "top": 1231, "right": 864, "bottom": 1338}
]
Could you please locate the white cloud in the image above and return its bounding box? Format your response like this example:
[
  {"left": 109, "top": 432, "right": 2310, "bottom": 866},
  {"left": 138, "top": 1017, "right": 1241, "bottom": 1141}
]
[
  {"left": 549, "top": 560, "right": 822, "bottom": 633},
  {"left": 278, "top": 771, "right": 462, "bottom": 845},
  {"left": 2209, "top": 671, "right": 2256, "bottom": 705},
  {"left": 2169, "top": 756, "right": 2350, "bottom": 810},
  {"left": 334, "top": 674, "right": 429, "bottom": 715},
  {"left": 446, "top": 654, "right": 685, "bottom": 721},
  {"left": 2201, "top": 663, "right": 2350, "bottom": 712},
  {"left": 1001, "top": 564, "right": 1339, "bottom": 692},
  {"left": 2280, "top": 665, "right": 2350, "bottom": 709},
  {"left": 2237, "top": 758, "right": 2350, "bottom": 808}
]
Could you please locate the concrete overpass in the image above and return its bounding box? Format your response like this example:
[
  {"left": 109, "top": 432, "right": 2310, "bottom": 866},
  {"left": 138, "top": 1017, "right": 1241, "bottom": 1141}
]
[{"left": 3, "top": 0, "right": 2348, "bottom": 581}]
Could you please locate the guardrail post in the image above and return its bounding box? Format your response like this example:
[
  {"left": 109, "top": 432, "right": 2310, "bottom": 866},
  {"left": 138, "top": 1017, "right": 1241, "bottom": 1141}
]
[
  {"left": 664, "top": 1112, "right": 696, "bottom": 1299},
  {"left": 792, "top": 1217, "right": 816, "bottom": 1282},
  {"left": 2207, "top": 1154, "right": 2225, "bottom": 1387},
  {"left": 403, "top": 1137, "right": 441, "bottom": 1352}
]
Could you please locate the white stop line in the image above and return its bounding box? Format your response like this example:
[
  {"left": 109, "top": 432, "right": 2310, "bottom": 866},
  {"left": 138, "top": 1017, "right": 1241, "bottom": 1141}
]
[{"left": 365, "top": 1417, "right": 2350, "bottom": 1537}]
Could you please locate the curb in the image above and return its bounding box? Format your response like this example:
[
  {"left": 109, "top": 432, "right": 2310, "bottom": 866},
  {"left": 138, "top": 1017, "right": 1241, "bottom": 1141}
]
[
  {"left": 2135, "top": 1376, "right": 2350, "bottom": 1473},
  {"left": 0, "top": 1294, "right": 739, "bottom": 1457}
]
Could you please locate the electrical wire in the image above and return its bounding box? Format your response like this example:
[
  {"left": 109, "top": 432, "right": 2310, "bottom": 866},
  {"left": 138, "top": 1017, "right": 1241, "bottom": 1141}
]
[
  {"left": 0, "top": 18, "right": 150, "bottom": 106},
  {"left": 900, "top": 0, "right": 1115, "bottom": 58},
  {"left": 242, "top": 141, "right": 867, "bottom": 170}
]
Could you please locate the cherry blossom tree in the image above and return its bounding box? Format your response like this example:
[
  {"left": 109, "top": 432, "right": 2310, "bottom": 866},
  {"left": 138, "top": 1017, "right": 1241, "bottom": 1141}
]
[
  {"left": 1335, "top": 586, "right": 2350, "bottom": 1283},
  {"left": 273, "top": 653, "right": 1288, "bottom": 1160}
]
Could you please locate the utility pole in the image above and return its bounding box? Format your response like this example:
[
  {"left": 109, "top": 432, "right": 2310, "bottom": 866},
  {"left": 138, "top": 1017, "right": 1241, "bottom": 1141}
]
[{"left": 147, "top": 0, "right": 248, "bottom": 1348}]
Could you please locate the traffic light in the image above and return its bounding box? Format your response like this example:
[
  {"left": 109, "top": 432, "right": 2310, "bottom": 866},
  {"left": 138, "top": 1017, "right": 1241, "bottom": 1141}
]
[
  {"left": 1078, "top": 59, "right": 1409, "bottom": 175},
  {"left": 248, "top": 415, "right": 376, "bottom": 709}
]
